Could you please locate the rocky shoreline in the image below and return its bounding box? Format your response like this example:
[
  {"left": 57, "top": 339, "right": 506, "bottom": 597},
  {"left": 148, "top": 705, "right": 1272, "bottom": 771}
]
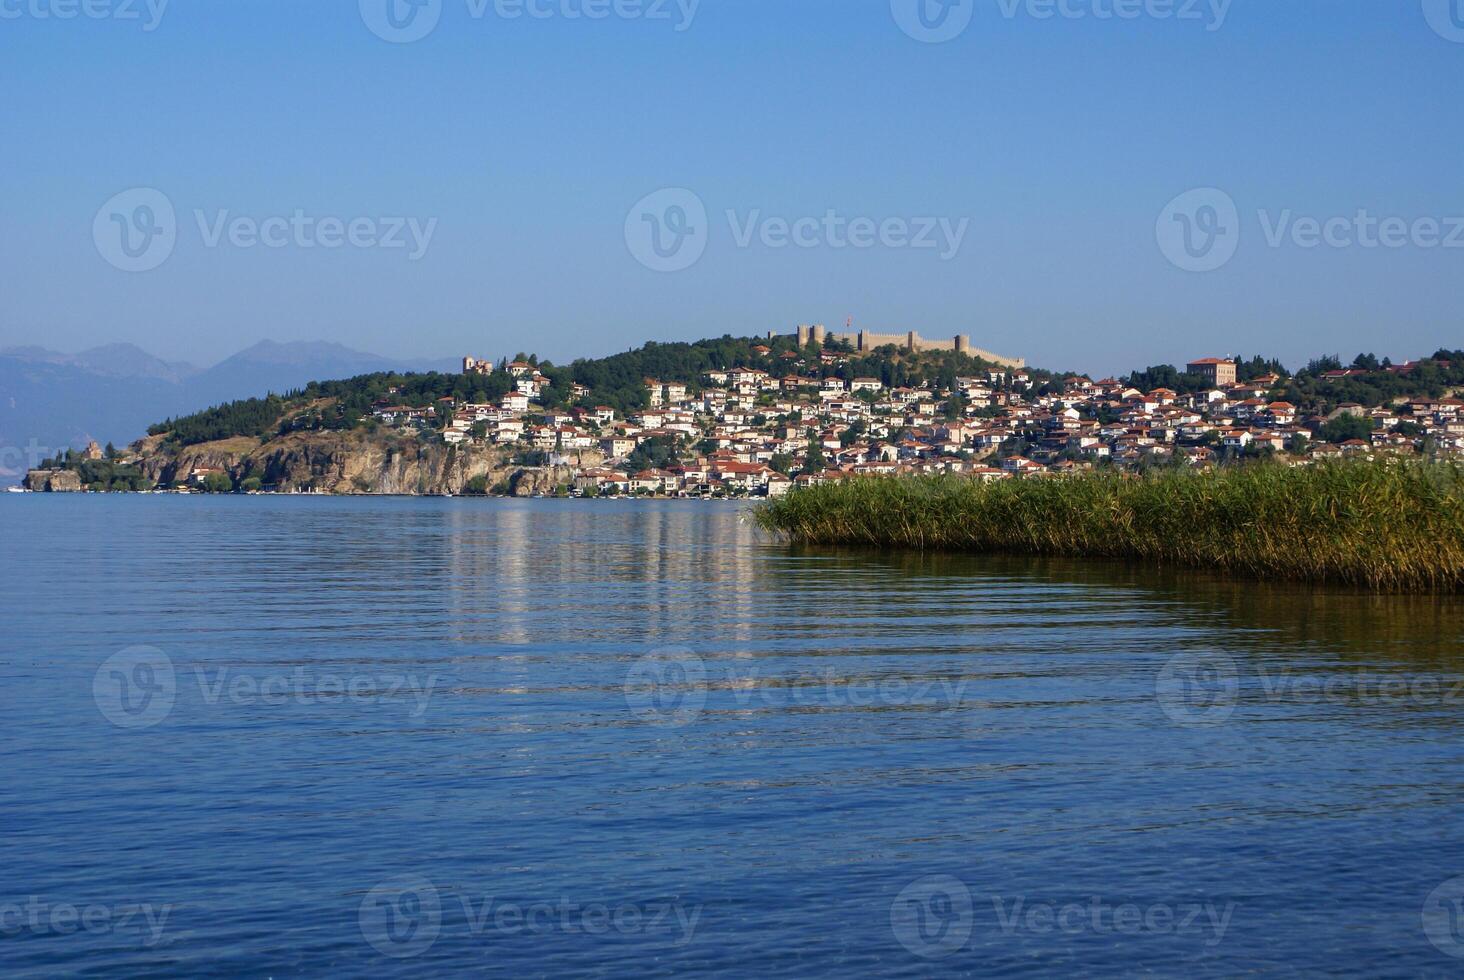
[{"left": 23, "top": 431, "right": 603, "bottom": 498}]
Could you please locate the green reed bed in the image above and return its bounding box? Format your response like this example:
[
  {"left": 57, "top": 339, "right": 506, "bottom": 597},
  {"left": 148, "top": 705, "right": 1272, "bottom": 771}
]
[{"left": 754, "top": 461, "right": 1464, "bottom": 591}]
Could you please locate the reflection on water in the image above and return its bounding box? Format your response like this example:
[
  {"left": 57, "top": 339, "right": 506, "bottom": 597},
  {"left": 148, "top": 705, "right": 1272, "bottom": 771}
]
[{"left": 2, "top": 496, "right": 1463, "bottom": 977}]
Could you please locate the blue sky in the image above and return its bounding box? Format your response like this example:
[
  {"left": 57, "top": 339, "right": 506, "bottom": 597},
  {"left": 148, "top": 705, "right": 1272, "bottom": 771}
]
[{"left": 3, "top": 0, "right": 1462, "bottom": 376}]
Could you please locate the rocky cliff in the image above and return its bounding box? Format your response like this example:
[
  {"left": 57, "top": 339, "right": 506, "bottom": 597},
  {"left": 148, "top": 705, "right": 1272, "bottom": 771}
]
[
  {"left": 23, "top": 469, "right": 84, "bottom": 492},
  {"left": 134, "top": 430, "right": 601, "bottom": 496}
]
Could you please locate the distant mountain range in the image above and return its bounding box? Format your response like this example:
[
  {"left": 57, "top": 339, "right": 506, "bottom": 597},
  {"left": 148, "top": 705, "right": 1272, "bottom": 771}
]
[{"left": 0, "top": 341, "right": 457, "bottom": 483}]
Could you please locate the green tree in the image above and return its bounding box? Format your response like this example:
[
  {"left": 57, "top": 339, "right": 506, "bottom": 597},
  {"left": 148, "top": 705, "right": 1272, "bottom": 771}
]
[
  {"left": 626, "top": 435, "right": 681, "bottom": 473},
  {"left": 804, "top": 439, "right": 827, "bottom": 473},
  {"left": 201, "top": 472, "right": 234, "bottom": 493},
  {"left": 1318, "top": 415, "right": 1375, "bottom": 444}
]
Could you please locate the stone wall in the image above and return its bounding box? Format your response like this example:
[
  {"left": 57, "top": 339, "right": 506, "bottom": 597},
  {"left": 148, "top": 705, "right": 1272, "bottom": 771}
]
[{"left": 789, "top": 325, "right": 1025, "bottom": 369}]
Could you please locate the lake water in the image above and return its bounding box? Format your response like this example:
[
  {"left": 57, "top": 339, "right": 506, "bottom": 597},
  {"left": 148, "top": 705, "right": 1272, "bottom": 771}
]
[{"left": 4, "top": 496, "right": 1464, "bottom": 976}]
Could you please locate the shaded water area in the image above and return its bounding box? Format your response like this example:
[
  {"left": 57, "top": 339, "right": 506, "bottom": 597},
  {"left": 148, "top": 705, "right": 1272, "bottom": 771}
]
[{"left": 3, "top": 496, "right": 1464, "bottom": 976}]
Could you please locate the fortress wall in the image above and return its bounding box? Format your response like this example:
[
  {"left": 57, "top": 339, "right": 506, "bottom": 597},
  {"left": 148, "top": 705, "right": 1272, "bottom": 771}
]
[
  {"left": 968, "top": 348, "right": 1026, "bottom": 370},
  {"left": 787, "top": 326, "right": 1024, "bottom": 370}
]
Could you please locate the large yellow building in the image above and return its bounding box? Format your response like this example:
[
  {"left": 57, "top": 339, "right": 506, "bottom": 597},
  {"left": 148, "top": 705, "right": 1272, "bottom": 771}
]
[{"left": 1187, "top": 358, "right": 1238, "bottom": 387}]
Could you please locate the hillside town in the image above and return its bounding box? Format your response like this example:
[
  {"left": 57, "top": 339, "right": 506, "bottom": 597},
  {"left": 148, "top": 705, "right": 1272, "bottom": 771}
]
[{"left": 362, "top": 343, "right": 1464, "bottom": 498}]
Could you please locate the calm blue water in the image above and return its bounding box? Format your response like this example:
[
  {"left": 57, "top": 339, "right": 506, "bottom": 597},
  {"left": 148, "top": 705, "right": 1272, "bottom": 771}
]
[{"left": 4, "top": 495, "right": 1464, "bottom": 977}]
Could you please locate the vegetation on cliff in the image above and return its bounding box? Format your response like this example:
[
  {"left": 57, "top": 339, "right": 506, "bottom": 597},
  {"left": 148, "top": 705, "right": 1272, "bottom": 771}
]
[
  {"left": 35, "top": 446, "right": 152, "bottom": 492},
  {"left": 754, "top": 460, "right": 1464, "bottom": 592},
  {"left": 148, "top": 394, "right": 289, "bottom": 446}
]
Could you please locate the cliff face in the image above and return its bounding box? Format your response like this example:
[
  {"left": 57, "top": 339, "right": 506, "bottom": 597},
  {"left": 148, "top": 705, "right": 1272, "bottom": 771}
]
[
  {"left": 506, "top": 465, "right": 580, "bottom": 497},
  {"left": 23, "top": 469, "right": 84, "bottom": 492},
  {"left": 136, "top": 430, "right": 601, "bottom": 496}
]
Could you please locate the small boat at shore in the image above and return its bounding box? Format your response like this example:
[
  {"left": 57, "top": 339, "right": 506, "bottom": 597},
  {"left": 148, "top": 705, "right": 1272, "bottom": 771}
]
[{"left": 5, "top": 486, "right": 29, "bottom": 493}]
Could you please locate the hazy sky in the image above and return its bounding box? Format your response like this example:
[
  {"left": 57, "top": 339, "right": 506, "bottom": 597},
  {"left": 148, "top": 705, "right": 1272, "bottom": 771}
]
[{"left": 3, "top": 0, "right": 1462, "bottom": 377}]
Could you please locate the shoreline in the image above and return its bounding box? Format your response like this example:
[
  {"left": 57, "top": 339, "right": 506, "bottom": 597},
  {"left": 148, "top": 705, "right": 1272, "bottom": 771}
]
[{"left": 2, "top": 487, "right": 763, "bottom": 501}]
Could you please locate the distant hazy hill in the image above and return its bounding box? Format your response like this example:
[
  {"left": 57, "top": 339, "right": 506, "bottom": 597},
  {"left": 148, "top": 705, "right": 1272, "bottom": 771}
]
[
  {"left": 181, "top": 341, "right": 456, "bottom": 407},
  {"left": 1, "top": 342, "right": 200, "bottom": 384},
  {"left": 0, "top": 340, "right": 457, "bottom": 483}
]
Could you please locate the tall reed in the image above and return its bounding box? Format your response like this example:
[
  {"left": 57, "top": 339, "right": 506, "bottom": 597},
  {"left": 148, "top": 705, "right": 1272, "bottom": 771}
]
[{"left": 753, "top": 461, "right": 1464, "bottom": 592}]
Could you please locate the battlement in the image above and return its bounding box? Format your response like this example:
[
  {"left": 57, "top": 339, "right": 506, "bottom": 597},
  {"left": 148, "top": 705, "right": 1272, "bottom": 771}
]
[{"left": 790, "top": 325, "right": 1024, "bottom": 369}]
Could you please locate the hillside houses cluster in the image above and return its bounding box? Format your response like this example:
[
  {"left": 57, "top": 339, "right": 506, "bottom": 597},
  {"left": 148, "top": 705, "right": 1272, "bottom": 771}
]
[{"left": 365, "top": 352, "right": 1464, "bottom": 496}]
